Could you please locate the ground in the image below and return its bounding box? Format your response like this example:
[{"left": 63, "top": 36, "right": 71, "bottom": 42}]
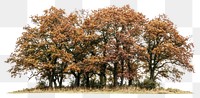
[{"left": 10, "top": 87, "right": 192, "bottom": 94}]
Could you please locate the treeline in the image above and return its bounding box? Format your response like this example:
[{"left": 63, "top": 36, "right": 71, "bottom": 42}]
[{"left": 6, "top": 5, "right": 193, "bottom": 89}]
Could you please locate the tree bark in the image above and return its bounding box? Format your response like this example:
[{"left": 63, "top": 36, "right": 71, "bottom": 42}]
[
  {"left": 113, "top": 62, "right": 118, "bottom": 87},
  {"left": 128, "top": 79, "right": 133, "bottom": 86},
  {"left": 75, "top": 73, "right": 80, "bottom": 87},
  {"left": 53, "top": 78, "right": 57, "bottom": 88},
  {"left": 100, "top": 64, "right": 106, "bottom": 87},
  {"left": 127, "top": 60, "right": 132, "bottom": 86},
  {"left": 59, "top": 75, "right": 63, "bottom": 88},
  {"left": 48, "top": 72, "right": 53, "bottom": 88},
  {"left": 120, "top": 60, "right": 124, "bottom": 86},
  {"left": 86, "top": 73, "right": 90, "bottom": 88},
  {"left": 150, "top": 68, "right": 155, "bottom": 81}
]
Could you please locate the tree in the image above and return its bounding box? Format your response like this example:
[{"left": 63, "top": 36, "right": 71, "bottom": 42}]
[
  {"left": 84, "top": 5, "right": 146, "bottom": 87},
  {"left": 141, "top": 15, "right": 194, "bottom": 82},
  {"left": 6, "top": 7, "right": 74, "bottom": 88},
  {"left": 6, "top": 5, "right": 194, "bottom": 89},
  {"left": 63, "top": 10, "right": 102, "bottom": 87}
]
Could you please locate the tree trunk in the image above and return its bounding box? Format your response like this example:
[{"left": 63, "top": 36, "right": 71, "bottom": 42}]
[
  {"left": 100, "top": 64, "right": 106, "bottom": 87},
  {"left": 149, "top": 52, "right": 155, "bottom": 81},
  {"left": 53, "top": 78, "right": 57, "bottom": 88},
  {"left": 120, "top": 76, "right": 124, "bottom": 86},
  {"left": 127, "top": 60, "right": 132, "bottom": 86},
  {"left": 100, "top": 48, "right": 107, "bottom": 87},
  {"left": 49, "top": 76, "right": 53, "bottom": 88},
  {"left": 75, "top": 73, "right": 80, "bottom": 87},
  {"left": 49, "top": 77, "right": 53, "bottom": 88},
  {"left": 120, "top": 60, "right": 124, "bottom": 86},
  {"left": 128, "top": 79, "right": 133, "bottom": 86},
  {"left": 150, "top": 68, "right": 155, "bottom": 81},
  {"left": 86, "top": 73, "right": 90, "bottom": 88},
  {"left": 100, "top": 73, "right": 103, "bottom": 87},
  {"left": 113, "top": 62, "right": 118, "bottom": 87},
  {"left": 59, "top": 75, "right": 63, "bottom": 88}
]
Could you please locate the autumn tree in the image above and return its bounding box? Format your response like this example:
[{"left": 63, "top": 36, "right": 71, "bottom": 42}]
[
  {"left": 6, "top": 7, "right": 75, "bottom": 88},
  {"left": 63, "top": 10, "right": 103, "bottom": 88},
  {"left": 6, "top": 5, "right": 194, "bottom": 89},
  {"left": 141, "top": 15, "right": 193, "bottom": 83},
  {"left": 84, "top": 5, "right": 146, "bottom": 87}
]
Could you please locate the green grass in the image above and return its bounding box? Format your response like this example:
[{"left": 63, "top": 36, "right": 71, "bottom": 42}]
[{"left": 10, "top": 87, "right": 192, "bottom": 94}]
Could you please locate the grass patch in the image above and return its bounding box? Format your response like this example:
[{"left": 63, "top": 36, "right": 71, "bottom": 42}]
[{"left": 10, "top": 87, "right": 192, "bottom": 94}]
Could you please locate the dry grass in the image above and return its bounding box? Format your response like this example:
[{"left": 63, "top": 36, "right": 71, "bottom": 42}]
[{"left": 10, "top": 87, "right": 192, "bottom": 94}]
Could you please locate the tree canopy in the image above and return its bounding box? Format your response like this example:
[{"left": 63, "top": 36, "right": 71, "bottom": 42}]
[{"left": 6, "top": 5, "right": 194, "bottom": 89}]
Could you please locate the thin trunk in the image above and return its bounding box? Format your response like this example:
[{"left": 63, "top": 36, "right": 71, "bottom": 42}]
[
  {"left": 148, "top": 38, "right": 157, "bottom": 82},
  {"left": 120, "top": 75, "right": 124, "bottom": 86},
  {"left": 149, "top": 49, "right": 155, "bottom": 81},
  {"left": 48, "top": 72, "right": 53, "bottom": 88},
  {"left": 100, "top": 45, "right": 107, "bottom": 87},
  {"left": 49, "top": 78, "right": 53, "bottom": 88},
  {"left": 128, "top": 79, "right": 133, "bottom": 86},
  {"left": 113, "top": 35, "right": 119, "bottom": 87},
  {"left": 59, "top": 75, "right": 63, "bottom": 88},
  {"left": 75, "top": 73, "right": 80, "bottom": 87},
  {"left": 59, "top": 63, "right": 67, "bottom": 88},
  {"left": 104, "top": 74, "right": 106, "bottom": 86},
  {"left": 100, "top": 73, "right": 103, "bottom": 87},
  {"left": 86, "top": 73, "right": 90, "bottom": 88},
  {"left": 113, "top": 62, "right": 118, "bottom": 87},
  {"left": 150, "top": 68, "right": 155, "bottom": 81},
  {"left": 149, "top": 56, "right": 155, "bottom": 81},
  {"left": 127, "top": 60, "right": 132, "bottom": 86},
  {"left": 100, "top": 64, "right": 106, "bottom": 87},
  {"left": 120, "top": 60, "right": 124, "bottom": 86},
  {"left": 53, "top": 78, "right": 57, "bottom": 88}
]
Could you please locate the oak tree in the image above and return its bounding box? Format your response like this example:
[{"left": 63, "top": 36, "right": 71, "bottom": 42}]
[
  {"left": 142, "top": 15, "right": 194, "bottom": 82},
  {"left": 6, "top": 6, "right": 194, "bottom": 89},
  {"left": 84, "top": 5, "right": 146, "bottom": 87},
  {"left": 6, "top": 7, "right": 74, "bottom": 88}
]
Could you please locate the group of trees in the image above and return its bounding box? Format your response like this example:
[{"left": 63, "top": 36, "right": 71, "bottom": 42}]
[{"left": 6, "top": 5, "right": 194, "bottom": 89}]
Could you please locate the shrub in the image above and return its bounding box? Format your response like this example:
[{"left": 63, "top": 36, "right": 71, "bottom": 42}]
[
  {"left": 139, "top": 79, "right": 158, "bottom": 90},
  {"left": 36, "top": 81, "right": 47, "bottom": 89}
]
